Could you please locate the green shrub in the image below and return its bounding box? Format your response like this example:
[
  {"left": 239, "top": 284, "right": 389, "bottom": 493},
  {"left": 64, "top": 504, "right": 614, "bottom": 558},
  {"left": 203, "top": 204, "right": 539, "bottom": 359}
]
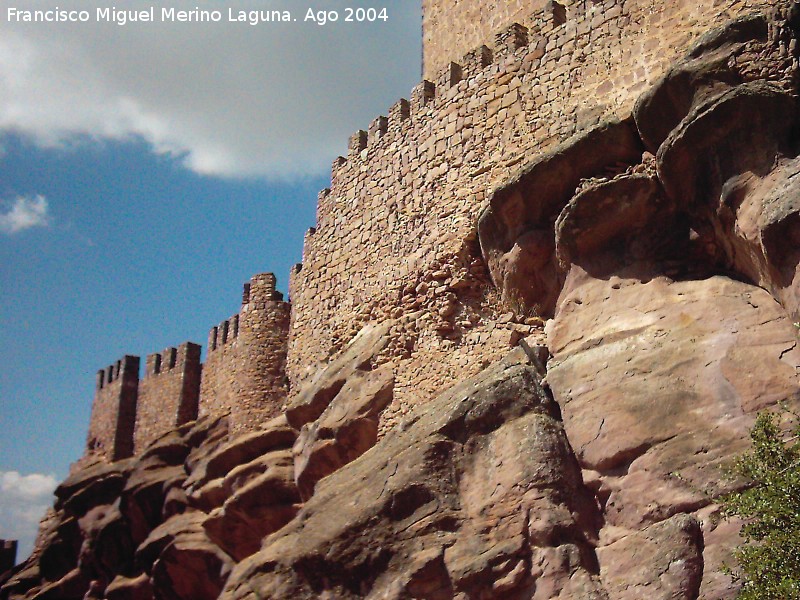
[{"left": 720, "top": 411, "right": 800, "bottom": 599}]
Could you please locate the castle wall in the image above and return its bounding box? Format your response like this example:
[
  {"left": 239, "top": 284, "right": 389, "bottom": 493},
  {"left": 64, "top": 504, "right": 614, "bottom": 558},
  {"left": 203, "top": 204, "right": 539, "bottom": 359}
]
[
  {"left": 422, "top": 0, "right": 551, "bottom": 79},
  {"left": 134, "top": 342, "right": 201, "bottom": 453},
  {"left": 200, "top": 273, "right": 290, "bottom": 433},
  {"left": 86, "top": 355, "right": 139, "bottom": 461},
  {"left": 0, "top": 540, "right": 17, "bottom": 574},
  {"left": 287, "top": 0, "right": 760, "bottom": 430}
]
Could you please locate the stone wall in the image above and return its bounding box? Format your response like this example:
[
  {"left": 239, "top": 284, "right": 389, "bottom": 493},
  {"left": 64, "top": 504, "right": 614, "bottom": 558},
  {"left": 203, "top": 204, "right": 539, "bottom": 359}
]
[
  {"left": 134, "top": 342, "right": 202, "bottom": 454},
  {"left": 200, "top": 273, "right": 290, "bottom": 433},
  {"left": 0, "top": 540, "right": 17, "bottom": 574},
  {"left": 81, "top": 273, "right": 290, "bottom": 465},
  {"left": 287, "top": 0, "right": 760, "bottom": 430},
  {"left": 86, "top": 356, "right": 139, "bottom": 462},
  {"left": 422, "top": 0, "right": 551, "bottom": 79}
]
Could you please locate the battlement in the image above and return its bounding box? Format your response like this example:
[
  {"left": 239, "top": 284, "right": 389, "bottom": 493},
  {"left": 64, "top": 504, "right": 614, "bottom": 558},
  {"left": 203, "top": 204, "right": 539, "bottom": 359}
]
[
  {"left": 208, "top": 315, "right": 239, "bottom": 352},
  {"left": 135, "top": 342, "right": 202, "bottom": 453},
  {"left": 80, "top": 272, "right": 293, "bottom": 464},
  {"left": 87, "top": 355, "right": 139, "bottom": 461},
  {"left": 287, "top": 0, "right": 762, "bottom": 397},
  {"left": 144, "top": 344, "right": 198, "bottom": 378},
  {"left": 0, "top": 539, "right": 16, "bottom": 574},
  {"left": 329, "top": 0, "right": 631, "bottom": 189},
  {"left": 200, "top": 273, "right": 291, "bottom": 434},
  {"left": 422, "top": 0, "right": 563, "bottom": 78},
  {"left": 95, "top": 355, "right": 139, "bottom": 392}
]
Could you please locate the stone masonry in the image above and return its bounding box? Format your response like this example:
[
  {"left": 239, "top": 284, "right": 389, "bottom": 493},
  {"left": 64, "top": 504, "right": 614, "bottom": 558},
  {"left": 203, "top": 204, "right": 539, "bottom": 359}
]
[
  {"left": 135, "top": 342, "right": 202, "bottom": 454},
  {"left": 82, "top": 273, "right": 288, "bottom": 464},
  {"left": 422, "top": 0, "right": 552, "bottom": 78},
  {"left": 86, "top": 355, "right": 139, "bottom": 462},
  {"left": 0, "top": 540, "right": 17, "bottom": 575},
  {"left": 200, "top": 273, "right": 290, "bottom": 434},
  {"left": 80, "top": 0, "right": 767, "bottom": 462},
  {"left": 287, "top": 0, "right": 764, "bottom": 436}
]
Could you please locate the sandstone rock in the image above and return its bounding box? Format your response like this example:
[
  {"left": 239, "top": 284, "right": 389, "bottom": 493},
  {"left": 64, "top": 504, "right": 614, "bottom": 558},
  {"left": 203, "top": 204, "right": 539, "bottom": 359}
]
[
  {"left": 151, "top": 535, "right": 233, "bottom": 600},
  {"left": 479, "top": 119, "right": 643, "bottom": 315},
  {"left": 54, "top": 459, "right": 133, "bottom": 516},
  {"left": 183, "top": 415, "right": 296, "bottom": 497},
  {"left": 285, "top": 322, "right": 392, "bottom": 427},
  {"left": 105, "top": 573, "right": 153, "bottom": 600},
  {"left": 634, "top": 13, "right": 770, "bottom": 152},
  {"left": 120, "top": 464, "right": 185, "bottom": 546},
  {"left": 554, "top": 174, "right": 667, "bottom": 271},
  {"left": 597, "top": 514, "right": 704, "bottom": 600},
  {"left": 136, "top": 510, "right": 234, "bottom": 599},
  {"left": 656, "top": 81, "right": 795, "bottom": 211},
  {"left": 293, "top": 364, "right": 394, "bottom": 500},
  {"left": 546, "top": 269, "right": 800, "bottom": 596},
  {"left": 221, "top": 348, "right": 605, "bottom": 599},
  {"left": 203, "top": 465, "right": 301, "bottom": 561},
  {"left": 29, "top": 567, "right": 90, "bottom": 600},
  {"left": 221, "top": 448, "right": 294, "bottom": 496},
  {"left": 77, "top": 503, "right": 136, "bottom": 582}
]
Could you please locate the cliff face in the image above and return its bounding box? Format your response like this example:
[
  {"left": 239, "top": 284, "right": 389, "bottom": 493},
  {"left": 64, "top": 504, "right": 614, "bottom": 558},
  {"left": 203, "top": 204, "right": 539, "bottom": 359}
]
[{"left": 5, "top": 5, "right": 800, "bottom": 600}]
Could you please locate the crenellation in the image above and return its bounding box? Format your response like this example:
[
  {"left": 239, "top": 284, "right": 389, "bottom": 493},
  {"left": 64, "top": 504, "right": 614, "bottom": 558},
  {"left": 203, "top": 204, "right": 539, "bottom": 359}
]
[
  {"left": 135, "top": 342, "right": 201, "bottom": 453},
  {"left": 462, "top": 45, "right": 493, "bottom": 78},
  {"left": 0, "top": 539, "right": 16, "bottom": 575},
  {"left": 495, "top": 23, "right": 530, "bottom": 61},
  {"left": 440, "top": 61, "right": 463, "bottom": 89},
  {"left": 85, "top": 355, "right": 139, "bottom": 462},
  {"left": 287, "top": 0, "right": 761, "bottom": 435},
  {"left": 368, "top": 116, "right": 388, "bottom": 146},
  {"left": 410, "top": 80, "right": 436, "bottom": 112},
  {"left": 145, "top": 352, "right": 162, "bottom": 377},
  {"left": 348, "top": 130, "right": 367, "bottom": 155},
  {"left": 199, "top": 272, "right": 290, "bottom": 434},
  {"left": 388, "top": 98, "right": 410, "bottom": 126},
  {"left": 549, "top": 0, "right": 568, "bottom": 26}
]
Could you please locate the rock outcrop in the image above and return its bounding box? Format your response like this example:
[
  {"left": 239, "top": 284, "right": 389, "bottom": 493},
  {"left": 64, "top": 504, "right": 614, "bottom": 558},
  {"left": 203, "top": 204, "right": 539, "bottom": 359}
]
[{"left": 5, "top": 6, "right": 800, "bottom": 600}]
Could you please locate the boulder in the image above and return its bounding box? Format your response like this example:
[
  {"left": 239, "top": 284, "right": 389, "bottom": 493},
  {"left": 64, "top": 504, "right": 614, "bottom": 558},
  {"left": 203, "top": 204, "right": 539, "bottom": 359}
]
[
  {"left": 285, "top": 322, "right": 392, "bottom": 428},
  {"left": 634, "top": 13, "right": 770, "bottom": 152},
  {"left": 203, "top": 466, "right": 301, "bottom": 561},
  {"left": 293, "top": 364, "right": 394, "bottom": 500},
  {"left": 479, "top": 119, "right": 643, "bottom": 315},
  {"left": 221, "top": 349, "right": 605, "bottom": 599}
]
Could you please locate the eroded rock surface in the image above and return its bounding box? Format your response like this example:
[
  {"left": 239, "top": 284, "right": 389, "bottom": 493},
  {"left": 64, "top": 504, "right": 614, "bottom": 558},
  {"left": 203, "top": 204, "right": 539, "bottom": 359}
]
[
  {"left": 6, "top": 7, "right": 800, "bottom": 600},
  {"left": 222, "top": 348, "right": 606, "bottom": 600}
]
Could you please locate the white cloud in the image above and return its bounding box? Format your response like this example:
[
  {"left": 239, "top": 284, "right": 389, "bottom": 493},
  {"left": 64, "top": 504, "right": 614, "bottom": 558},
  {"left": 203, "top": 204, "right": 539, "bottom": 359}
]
[
  {"left": 0, "top": 1, "right": 422, "bottom": 179},
  {"left": 0, "top": 471, "right": 58, "bottom": 563},
  {"left": 0, "top": 195, "right": 50, "bottom": 234}
]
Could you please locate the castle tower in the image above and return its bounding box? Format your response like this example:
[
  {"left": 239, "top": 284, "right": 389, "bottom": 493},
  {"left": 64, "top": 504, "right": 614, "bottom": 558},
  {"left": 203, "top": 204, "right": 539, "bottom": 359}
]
[
  {"left": 85, "top": 355, "right": 140, "bottom": 461},
  {"left": 134, "top": 342, "right": 202, "bottom": 453},
  {"left": 200, "top": 273, "right": 290, "bottom": 433},
  {"left": 0, "top": 540, "right": 17, "bottom": 575}
]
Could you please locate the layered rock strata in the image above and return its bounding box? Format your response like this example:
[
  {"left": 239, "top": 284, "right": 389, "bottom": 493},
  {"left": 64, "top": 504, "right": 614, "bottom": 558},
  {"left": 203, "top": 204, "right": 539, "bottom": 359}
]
[{"left": 5, "top": 6, "right": 800, "bottom": 600}]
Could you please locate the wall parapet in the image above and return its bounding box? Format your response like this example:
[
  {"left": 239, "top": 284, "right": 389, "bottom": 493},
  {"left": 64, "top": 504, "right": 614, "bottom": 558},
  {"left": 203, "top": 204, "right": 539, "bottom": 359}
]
[
  {"left": 287, "top": 0, "right": 762, "bottom": 397},
  {"left": 135, "top": 342, "right": 202, "bottom": 453},
  {"left": 200, "top": 272, "right": 291, "bottom": 434}
]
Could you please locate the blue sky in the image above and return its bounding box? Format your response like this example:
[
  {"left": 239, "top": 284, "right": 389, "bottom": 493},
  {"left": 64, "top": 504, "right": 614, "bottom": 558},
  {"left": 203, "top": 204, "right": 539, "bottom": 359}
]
[{"left": 0, "top": 0, "right": 421, "bottom": 560}]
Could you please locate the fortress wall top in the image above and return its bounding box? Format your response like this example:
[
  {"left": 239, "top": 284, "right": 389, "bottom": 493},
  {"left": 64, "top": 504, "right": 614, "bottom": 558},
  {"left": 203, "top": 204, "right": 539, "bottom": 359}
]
[
  {"left": 287, "top": 0, "right": 759, "bottom": 404},
  {"left": 135, "top": 342, "right": 202, "bottom": 453},
  {"left": 0, "top": 540, "right": 16, "bottom": 574},
  {"left": 86, "top": 355, "right": 139, "bottom": 462},
  {"left": 422, "top": 0, "right": 552, "bottom": 78},
  {"left": 200, "top": 273, "right": 290, "bottom": 433}
]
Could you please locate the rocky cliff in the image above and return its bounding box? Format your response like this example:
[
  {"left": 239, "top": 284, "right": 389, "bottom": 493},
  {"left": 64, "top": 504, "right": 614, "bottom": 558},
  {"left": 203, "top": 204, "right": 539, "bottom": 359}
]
[{"left": 4, "top": 6, "right": 800, "bottom": 600}]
